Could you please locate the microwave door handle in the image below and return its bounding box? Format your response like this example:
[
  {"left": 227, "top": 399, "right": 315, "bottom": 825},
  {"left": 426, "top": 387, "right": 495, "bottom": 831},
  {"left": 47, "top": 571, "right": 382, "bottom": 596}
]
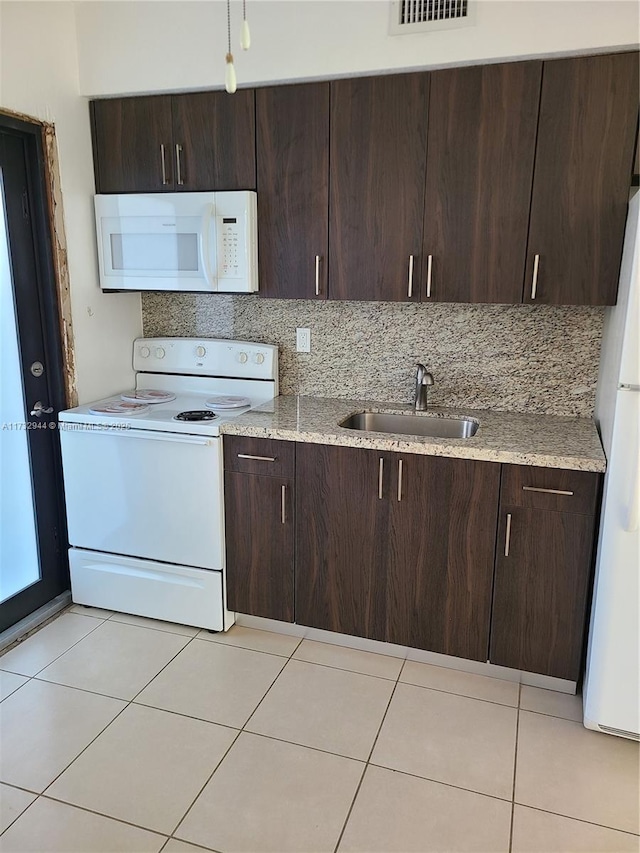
[{"left": 199, "top": 204, "right": 216, "bottom": 290}]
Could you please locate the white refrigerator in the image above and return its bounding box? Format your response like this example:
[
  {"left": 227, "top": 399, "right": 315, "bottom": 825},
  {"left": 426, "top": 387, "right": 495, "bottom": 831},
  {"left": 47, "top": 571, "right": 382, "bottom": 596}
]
[{"left": 584, "top": 189, "right": 640, "bottom": 740}]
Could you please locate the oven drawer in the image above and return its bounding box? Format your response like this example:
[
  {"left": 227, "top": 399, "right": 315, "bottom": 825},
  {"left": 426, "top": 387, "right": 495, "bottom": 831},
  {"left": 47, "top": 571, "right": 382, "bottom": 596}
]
[
  {"left": 60, "top": 427, "right": 223, "bottom": 569},
  {"left": 69, "top": 548, "right": 224, "bottom": 631},
  {"left": 224, "top": 435, "right": 295, "bottom": 477},
  {"left": 501, "top": 464, "right": 601, "bottom": 515}
]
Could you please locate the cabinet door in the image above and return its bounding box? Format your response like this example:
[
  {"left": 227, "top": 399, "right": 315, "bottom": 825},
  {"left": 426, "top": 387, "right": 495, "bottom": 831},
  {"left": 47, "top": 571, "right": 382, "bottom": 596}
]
[
  {"left": 423, "top": 62, "right": 541, "bottom": 303},
  {"left": 91, "top": 96, "right": 174, "bottom": 193},
  {"left": 490, "top": 507, "right": 595, "bottom": 680},
  {"left": 386, "top": 455, "right": 500, "bottom": 660},
  {"left": 256, "top": 83, "right": 329, "bottom": 299},
  {"left": 225, "top": 472, "right": 294, "bottom": 622},
  {"left": 171, "top": 90, "right": 256, "bottom": 191},
  {"left": 525, "top": 52, "right": 639, "bottom": 305},
  {"left": 329, "top": 74, "right": 429, "bottom": 301},
  {"left": 295, "top": 444, "right": 389, "bottom": 639}
]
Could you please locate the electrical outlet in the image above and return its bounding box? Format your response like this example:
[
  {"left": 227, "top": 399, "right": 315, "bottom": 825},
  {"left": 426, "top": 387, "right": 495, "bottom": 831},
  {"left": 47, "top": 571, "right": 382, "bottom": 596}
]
[{"left": 296, "top": 327, "right": 311, "bottom": 353}]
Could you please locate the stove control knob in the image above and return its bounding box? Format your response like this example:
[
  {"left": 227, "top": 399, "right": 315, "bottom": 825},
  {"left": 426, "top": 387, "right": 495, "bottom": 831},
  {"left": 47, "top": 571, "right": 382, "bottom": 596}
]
[
  {"left": 155, "top": 347, "right": 166, "bottom": 359},
  {"left": 237, "top": 352, "right": 248, "bottom": 364},
  {"left": 139, "top": 346, "right": 150, "bottom": 358},
  {"left": 196, "top": 346, "right": 206, "bottom": 358},
  {"left": 253, "top": 353, "right": 265, "bottom": 365}
]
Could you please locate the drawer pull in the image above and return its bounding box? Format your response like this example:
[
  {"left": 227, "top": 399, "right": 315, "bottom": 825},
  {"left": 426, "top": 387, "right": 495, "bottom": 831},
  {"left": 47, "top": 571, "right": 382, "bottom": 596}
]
[
  {"left": 175, "top": 143, "right": 184, "bottom": 185},
  {"left": 237, "top": 453, "right": 276, "bottom": 462},
  {"left": 408, "top": 255, "right": 414, "bottom": 298},
  {"left": 378, "top": 458, "right": 384, "bottom": 500},
  {"left": 315, "top": 255, "right": 321, "bottom": 296},
  {"left": 522, "top": 486, "right": 574, "bottom": 497},
  {"left": 397, "top": 459, "right": 403, "bottom": 502},
  {"left": 281, "top": 485, "right": 286, "bottom": 524},
  {"left": 504, "top": 513, "right": 512, "bottom": 557}
]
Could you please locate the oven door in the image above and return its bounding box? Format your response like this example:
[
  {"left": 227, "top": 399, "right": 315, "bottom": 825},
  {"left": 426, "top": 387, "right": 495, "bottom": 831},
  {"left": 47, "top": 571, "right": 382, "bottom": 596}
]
[{"left": 60, "top": 426, "right": 223, "bottom": 569}]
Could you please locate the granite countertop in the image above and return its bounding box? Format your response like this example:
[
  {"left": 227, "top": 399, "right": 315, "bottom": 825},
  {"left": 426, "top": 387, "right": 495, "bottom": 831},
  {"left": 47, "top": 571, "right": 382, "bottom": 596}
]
[{"left": 219, "top": 395, "right": 606, "bottom": 473}]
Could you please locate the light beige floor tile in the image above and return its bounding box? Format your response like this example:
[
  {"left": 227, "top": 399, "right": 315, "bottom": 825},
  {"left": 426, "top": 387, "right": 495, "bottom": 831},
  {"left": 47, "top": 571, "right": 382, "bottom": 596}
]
[
  {"left": 197, "top": 624, "right": 301, "bottom": 657},
  {"left": 176, "top": 732, "right": 363, "bottom": 853},
  {"left": 516, "top": 711, "right": 640, "bottom": 834},
  {"left": 0, "top": 614, "right": 100, "bottom": 676},
  {"left": 0, "top": 679, "right": 125, "bottom": 792},
  {"left": 163, "top": 841, "right": 217, "bottom": 853},
  {"left": 48, "top": 703, "right": 236, "bottom": 834},
  {"left": 136, "top": 639, "right": 286, "bottom": 727},
  {"left": 0, "top": 670, "right": 28, "bottom": 701},
  {"left": 247, "top": 659, "right": 394, "bottom": 760},
  {"left": 401, "top": 660, "right": 519, "bottom": 706},
  {"left": 0, "top": 784, "right": 36, "bottom": 834},
  {"left": 0, "top": 797, "right": 165, "bottom": 853},
  {"left": 520, "top": 685, "right": 583, "bottom": 721},
  {"left": 512, "top": 805, "right": 640, "bottom": 852},
  {"left": 109, "top": 612, "right": 200, "bottom": 637},
  {"left": 68, "top": 604, "right": 114, "bottom": 619},
  {"left": 293, "top": 639, "right": 403, "bottom": 680},
  {"left": 37, "top": 620, "right": 190, "bottom": 700},
  {"left": 371, "top": 682, "right": 517, "bottom": 799},
  {"left": 339, "top": 764, "right": 511, "bottom": 853}
]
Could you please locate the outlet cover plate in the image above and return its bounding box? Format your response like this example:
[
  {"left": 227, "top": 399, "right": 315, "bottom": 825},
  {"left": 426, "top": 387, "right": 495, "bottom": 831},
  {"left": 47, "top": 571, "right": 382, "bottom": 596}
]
[{"left": 296, "top": 328, "right": 311, "bottom": 353}]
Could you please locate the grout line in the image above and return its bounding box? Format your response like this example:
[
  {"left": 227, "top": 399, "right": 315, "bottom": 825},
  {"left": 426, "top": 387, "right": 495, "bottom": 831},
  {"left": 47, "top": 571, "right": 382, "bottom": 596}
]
[
  {"left": 284, "top": 655, "right": 401, "bottom": 683},
  {"left": 508, "top": 682, "right": 522, "bottom": 853},
  {"left": 0, "top": 612, "right": 107, "bottom": 680},
  {"left": 398, "top": 678, "right": 519, "bottom": 708},
  {"left": 332, "top": 647, "right": 406, "bottom": 852},
  {"left": 193, "top": 635, "right": 298, "bottom": 660},
  {"left": 511, "top": 803, "right": 640, "bottom": 838},
  {"left": 0, "top": 790, "right": 38, "bottom": 838},
  {"left": 366, "top": 762, "right": 514, "bottom": 805}
]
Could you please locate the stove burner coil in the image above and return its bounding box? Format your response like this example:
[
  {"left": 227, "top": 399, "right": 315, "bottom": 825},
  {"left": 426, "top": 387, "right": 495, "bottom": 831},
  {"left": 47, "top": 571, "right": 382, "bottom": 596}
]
[{"left": 173, "top": 410, "right": 218, "bottom": 422}]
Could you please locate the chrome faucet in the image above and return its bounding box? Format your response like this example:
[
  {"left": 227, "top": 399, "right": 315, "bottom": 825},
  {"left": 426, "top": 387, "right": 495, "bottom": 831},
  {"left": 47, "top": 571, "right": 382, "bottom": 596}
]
[{"left": 415, "top": 363, "right": 434, "bottom": 411}]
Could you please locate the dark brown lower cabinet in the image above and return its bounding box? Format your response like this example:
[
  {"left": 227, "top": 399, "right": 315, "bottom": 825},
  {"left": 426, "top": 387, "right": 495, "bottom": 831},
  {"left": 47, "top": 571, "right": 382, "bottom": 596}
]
[
  {"left": 224, "top": 471, "right": 294, "bottom": 622},
  {"left": 490, "top": 506, "right": 596, "bottom": 680},
  {"left": 295, "top": 444, "right": 500, "bottom": 660},
  {"left": 295, "top": 444, "right": 388, "bottom": 639},
  {"left": 385, "top": 455, "right": 500, "bottom": 660}
]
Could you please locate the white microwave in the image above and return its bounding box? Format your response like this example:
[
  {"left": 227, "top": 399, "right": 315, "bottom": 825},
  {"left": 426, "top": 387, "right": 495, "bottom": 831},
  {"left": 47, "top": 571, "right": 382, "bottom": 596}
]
[{"left": 94, "top": 191, "right": 258, "bottom": 293}]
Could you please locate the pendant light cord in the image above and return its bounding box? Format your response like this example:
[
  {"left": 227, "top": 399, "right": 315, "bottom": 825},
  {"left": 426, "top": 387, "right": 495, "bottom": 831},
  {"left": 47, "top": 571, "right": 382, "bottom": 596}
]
[{"left": 227, "top": 0, "right": 232, "bottom": 55}]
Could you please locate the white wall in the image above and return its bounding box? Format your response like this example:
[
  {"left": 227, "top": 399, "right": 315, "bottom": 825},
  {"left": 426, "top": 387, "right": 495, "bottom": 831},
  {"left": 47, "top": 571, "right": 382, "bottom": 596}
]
[
  {"left": 0, "top": 2, "right": 142, "bottom": 404},
  {"left": 76, "top": 0, "right": 639, "bottom": 97}
]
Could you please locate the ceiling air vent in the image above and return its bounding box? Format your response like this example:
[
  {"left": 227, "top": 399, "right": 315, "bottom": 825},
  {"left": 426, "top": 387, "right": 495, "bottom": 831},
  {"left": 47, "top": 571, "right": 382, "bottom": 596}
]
[{"left": 389, "top": 0, "right": 476, "bottom": 35}]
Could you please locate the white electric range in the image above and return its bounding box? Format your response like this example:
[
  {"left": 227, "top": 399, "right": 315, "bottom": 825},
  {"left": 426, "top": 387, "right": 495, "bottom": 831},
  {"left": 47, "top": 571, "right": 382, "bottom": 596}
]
[{"left": 59, "top": 337, "right": 278, "bottom": 631}]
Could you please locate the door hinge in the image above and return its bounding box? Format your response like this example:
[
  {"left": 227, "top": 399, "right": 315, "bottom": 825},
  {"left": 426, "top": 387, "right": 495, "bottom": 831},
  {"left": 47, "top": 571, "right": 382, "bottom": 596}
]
[{"left": 21, "top": 191, "right": 29, "bottom": 221}]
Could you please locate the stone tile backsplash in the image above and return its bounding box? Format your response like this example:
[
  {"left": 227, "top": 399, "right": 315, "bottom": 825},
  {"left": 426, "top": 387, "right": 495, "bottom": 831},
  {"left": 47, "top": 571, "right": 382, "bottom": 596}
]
[{"left": 142, "top": 294, "right": 604, "bottom": 417}]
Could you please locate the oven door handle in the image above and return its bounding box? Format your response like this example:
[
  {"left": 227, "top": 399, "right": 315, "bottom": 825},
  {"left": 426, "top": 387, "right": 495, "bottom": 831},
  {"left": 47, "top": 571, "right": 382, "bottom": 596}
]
[{"left": 62, "top": 426, "right": 215, "bottom": 446}]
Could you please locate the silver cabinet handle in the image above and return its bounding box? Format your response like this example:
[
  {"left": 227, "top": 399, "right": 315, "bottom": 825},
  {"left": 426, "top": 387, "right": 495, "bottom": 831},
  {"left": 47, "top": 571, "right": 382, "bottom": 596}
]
[
  {"left": 175, "top": 144, "right": 184, "bottom": 186},
  {"left": 281, "top": 484, "right": 286, "bottom": 524},
  {"left": 315, "top": 255, "right": 321, "bottom": 296},
  {"left": 426, "top": 254, "right": 433, "bottom": 298},
  {"left": 522, "top": 485, "right": 574, "bottom": 496},
  {"left": 160, "top": 144, "right": 169, "bottom": 185},
  {"left": 504, "top": 513, "right": 512, "bottom": 557},
  {"left": 397, "top": 459, "right": 403, "bottom": 502},
  {"left": 30, "top": 401, "right": 54, "bottom": 416},
  {"left": 408, "top": 255, "right": 414, "bottom": 298},
  {"left": 531, "top": 254, "right": 540, "bottom": 300},
  {"left": 237, "top": 453, "right": 276, "bottom": 462},
  {"left": 378, "top": 458, "right": 384, "bottom": 500}
]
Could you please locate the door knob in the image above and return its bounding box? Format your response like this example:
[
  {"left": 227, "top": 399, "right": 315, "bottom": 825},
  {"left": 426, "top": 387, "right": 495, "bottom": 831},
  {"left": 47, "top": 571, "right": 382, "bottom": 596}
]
[{"left": 30, "top": 401, "right": 54, "bottom": 416}]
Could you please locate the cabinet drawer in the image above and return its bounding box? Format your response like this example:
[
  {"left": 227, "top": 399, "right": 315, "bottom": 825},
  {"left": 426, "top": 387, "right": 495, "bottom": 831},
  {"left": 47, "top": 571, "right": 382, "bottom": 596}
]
[
  {"left": 224, "top": 436, "right": 295, "bottom": 478},
  {"left": 501, "top": 465, "right": 600, "bottom": 515}
]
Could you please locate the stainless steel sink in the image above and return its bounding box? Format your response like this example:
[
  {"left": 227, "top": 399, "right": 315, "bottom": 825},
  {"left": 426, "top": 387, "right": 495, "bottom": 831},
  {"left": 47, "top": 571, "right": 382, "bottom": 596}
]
[{"left": 339, "top": 411, "right": 479, "bottom": 439}]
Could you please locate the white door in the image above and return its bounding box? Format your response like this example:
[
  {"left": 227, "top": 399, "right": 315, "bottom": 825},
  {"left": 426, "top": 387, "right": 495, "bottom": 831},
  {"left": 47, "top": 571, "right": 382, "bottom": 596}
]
[{"left": 60, "top": 427, "right": 224, "bottom": 570}]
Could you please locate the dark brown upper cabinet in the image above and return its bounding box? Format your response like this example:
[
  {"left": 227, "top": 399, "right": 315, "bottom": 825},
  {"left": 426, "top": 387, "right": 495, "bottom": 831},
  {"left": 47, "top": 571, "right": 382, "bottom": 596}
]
[
  {"left": 91, "top": 90, "right": 256, "bottom": 194},
  {"left": 422, "top": 62, "right": 542, "bottom": 304},
  {"left": 524, "top": 52, "right": 639, "bottom": 305},
  {"left": 91, "top": 96, "right": 174, "bottom": 193},
  {"left": 256, "top": 83, "right": 329, "bottom": 299},
  {"left": 329, "top": 74, "right": 430, "bottom": 301}
]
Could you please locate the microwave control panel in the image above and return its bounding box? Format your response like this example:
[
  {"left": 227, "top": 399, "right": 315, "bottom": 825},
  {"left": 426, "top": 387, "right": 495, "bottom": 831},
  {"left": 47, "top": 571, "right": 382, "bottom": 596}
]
[{"left": 218, "top": 216, "right": 242, "bottom": 279}]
